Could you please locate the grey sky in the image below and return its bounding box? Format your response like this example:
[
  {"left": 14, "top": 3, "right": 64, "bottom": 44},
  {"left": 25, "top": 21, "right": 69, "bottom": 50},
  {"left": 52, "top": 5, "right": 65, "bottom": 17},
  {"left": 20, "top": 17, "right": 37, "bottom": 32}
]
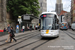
[{"left": 47, "top": 0, "right": 71, "bottom": 12}]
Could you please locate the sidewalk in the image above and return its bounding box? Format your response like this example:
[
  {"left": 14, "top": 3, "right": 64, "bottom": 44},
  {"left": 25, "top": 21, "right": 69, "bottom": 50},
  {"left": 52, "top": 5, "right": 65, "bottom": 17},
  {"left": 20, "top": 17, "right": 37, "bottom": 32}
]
[
  {"left": 0, "top": 32, "right": 8, "bottom": 37},
  {"left": 0, "top": 30, "right": 38, "bottom": 50},
  {"left": 0, "top": 30, "right": 37, "bottom": 41}
]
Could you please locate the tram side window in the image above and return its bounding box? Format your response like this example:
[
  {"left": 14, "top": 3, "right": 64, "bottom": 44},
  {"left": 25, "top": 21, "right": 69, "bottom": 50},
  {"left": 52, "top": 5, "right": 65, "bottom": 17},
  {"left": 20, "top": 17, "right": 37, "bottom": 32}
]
[
  {"left": 55, "top": 15, "right": 59, "bottom": 29},
  {"left": 52, "top": 15, "right": 59, "bottom": 30}
]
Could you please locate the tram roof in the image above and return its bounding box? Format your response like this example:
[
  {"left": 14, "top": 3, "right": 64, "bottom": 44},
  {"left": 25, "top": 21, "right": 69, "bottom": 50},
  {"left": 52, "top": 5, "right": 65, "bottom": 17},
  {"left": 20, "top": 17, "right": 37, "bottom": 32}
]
[
  {"left": 61, "top": 22, "right": 68, "bottom": 23},
  {"left": 41, "top": 12, "right": 57, "bottom": 15},
  {"left": 41, "top": 12, "right": 59, "bottom": 19}
]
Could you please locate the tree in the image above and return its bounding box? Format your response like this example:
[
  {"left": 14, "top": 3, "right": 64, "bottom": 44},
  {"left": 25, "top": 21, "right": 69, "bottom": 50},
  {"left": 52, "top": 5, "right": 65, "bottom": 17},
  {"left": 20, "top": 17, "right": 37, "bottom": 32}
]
[{"left": 7, "top": 0, "right": 40, "bottom": 20}]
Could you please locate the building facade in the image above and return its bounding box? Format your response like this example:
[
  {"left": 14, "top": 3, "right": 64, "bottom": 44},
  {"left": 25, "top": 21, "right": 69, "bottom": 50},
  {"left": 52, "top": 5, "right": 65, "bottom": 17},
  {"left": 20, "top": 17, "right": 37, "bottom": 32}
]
[
  {"left": 71, "top": 0, "right": 75, "bottom": 23},
  {"left": 59, "top": 10, "right": 67, "bottom": 23},
  {"left": 55, "top": 0, "right": 63, "bottom": 15},
  {"left": 32, "top": 0, "right": 47, "bottom": 25},
  {"left": 0, "top": 0, "right": 7, "bottom": 29},
  {"left": 0, "top": 0, "right": 47, "bottom": 29},
  {"left": 38, "top": 0, "right": 47, "bottom": 13},
  {"left": 0, "top": 0, "right": 6, "bottom": 21},
  {"left": 38, "top": 0, "right": 47, "bottom": 16}
]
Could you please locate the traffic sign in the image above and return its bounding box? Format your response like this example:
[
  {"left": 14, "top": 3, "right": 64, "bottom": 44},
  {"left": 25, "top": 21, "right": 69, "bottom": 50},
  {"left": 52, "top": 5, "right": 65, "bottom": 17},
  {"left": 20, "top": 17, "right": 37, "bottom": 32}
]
[
  {"left": 18, "top": 16, "right": 21, "bottom": 18},
  {"left": 18, "top": 19, "right": 22, "bottom": 22}
]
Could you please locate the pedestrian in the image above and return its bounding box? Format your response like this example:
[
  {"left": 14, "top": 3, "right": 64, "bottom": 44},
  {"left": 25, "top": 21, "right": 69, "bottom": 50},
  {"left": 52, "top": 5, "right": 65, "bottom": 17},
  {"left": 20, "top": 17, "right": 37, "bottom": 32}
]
[
  {"left": 22, "top": 25, "right": 25, "bottom": 32},
  {"left": 30, "top": 25, "right": 32, "bottom": 31},
  {"left": 36, "top": 25, "right": 38, "bottom": 30},
  {"left": 10, "top": 27, "right": 17, "bottom": 43},
  {"left": 34, "top": 26, "right": 35, "bottom": 30},
  {"left": 3, "top": 28, "right": 6, "bottom": 32},
  {"left": 27, "top": 26, "right": 30, "bottom": 30},
  {"left": 5, "top": 24, "right": 13, "bottom": 42},
  {"left": 16, "top": 24, "right": 19, "bottom": 33}
]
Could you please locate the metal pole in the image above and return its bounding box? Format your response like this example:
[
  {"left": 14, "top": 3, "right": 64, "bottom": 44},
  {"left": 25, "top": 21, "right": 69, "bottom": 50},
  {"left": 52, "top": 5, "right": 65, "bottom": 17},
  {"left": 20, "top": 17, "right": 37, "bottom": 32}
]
[
  {"left": 19, "top": 22, "right": 21, "bottom": 32},
  {"left": 20, "top": 23, "right": 21, "bottom": 32}
]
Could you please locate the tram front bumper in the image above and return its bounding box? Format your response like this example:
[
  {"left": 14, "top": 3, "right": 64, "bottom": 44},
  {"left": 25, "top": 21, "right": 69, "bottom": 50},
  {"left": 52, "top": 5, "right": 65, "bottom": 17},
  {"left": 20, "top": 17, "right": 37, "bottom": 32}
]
[{"left": 41, "top": 33, "right": 59, "bottom": 37}]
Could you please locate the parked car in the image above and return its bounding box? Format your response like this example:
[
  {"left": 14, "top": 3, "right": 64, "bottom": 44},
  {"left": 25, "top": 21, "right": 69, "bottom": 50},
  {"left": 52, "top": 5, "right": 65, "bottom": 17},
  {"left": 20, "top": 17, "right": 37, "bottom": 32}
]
[{"left": 71, "top": 23, "right": 75, "bottom": 31}]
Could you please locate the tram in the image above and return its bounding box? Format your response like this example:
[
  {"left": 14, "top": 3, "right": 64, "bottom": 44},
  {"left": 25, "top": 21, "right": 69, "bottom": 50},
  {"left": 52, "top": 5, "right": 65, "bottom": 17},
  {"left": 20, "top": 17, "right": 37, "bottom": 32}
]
[
  {"left": 39, "top": 12, "right": 59, "bottom": 38},
  {"left": 60, "top": 22, "right": 68, "bottom": 30}
]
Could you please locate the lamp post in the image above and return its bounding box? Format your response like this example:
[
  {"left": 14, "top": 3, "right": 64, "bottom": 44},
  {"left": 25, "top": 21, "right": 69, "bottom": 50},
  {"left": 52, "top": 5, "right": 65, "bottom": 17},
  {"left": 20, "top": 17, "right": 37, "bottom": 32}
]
[{"left": 18, "top": 16, "right": 22, "bottom": 31}]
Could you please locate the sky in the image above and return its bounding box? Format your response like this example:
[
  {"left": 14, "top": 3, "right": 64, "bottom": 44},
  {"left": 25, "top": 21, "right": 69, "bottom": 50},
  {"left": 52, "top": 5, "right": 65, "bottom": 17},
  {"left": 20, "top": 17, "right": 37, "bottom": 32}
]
[{"left": 47, "top": 0, "right": 71, "bottom": 12}]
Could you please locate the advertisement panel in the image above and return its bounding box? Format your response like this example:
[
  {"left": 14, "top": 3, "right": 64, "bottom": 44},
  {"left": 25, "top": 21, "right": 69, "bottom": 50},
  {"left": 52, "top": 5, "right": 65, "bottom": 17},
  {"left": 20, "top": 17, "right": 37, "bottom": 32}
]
[{"left": 23, "top": 15, "right": 30, "bottom": 20}]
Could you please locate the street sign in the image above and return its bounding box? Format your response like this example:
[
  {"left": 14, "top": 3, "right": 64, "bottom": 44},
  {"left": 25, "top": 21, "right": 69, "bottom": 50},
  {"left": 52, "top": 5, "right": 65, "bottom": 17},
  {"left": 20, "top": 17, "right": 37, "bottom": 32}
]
[
  {"left": 18, "top": 19, "right": 22, "bottom": 24},
  {"left": 23, "top": 15, "right": 30, "bottom": 20},
  {"left": 18, "top": 16, "right": 21, "bottom": 18},
  {"left": 18, "top": 19, "right": 22, "bottom": 22},
  {"left": 18, "top": 16, "right": 22, "bottom": 24}
]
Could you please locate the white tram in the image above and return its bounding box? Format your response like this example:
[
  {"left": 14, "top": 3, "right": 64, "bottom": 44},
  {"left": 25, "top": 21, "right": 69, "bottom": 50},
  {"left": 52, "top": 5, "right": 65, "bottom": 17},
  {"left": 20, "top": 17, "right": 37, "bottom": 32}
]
[{"left": 39, "top": 12, "right": 59, "bottom": 37}]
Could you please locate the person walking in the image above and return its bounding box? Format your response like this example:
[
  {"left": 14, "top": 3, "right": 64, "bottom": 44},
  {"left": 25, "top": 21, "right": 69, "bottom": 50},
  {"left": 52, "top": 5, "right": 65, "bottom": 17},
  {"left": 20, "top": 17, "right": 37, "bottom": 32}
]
[
  {"left": 27, "top": 26, "right": 30, "bottom": 30},
  {"left": 5, "top": 24, "right": 12, "bottom": 42},
  {"left": 10, "top": 27, "right": 17, "bottom": 43},
  {"left": 36, "top": 25, "right": 38, "bottom": 30},
  {"left": 30, "top": 25, "right": 32, "bottom": 31},
  {"left": 22, "top": 25, "right": 25, "bottom": 32},
  {"left": 3, "top": 28, "right": 6, "bottom": 32},
  {"left": 16, "top": 24, "right": 19, "bottom": 33}
]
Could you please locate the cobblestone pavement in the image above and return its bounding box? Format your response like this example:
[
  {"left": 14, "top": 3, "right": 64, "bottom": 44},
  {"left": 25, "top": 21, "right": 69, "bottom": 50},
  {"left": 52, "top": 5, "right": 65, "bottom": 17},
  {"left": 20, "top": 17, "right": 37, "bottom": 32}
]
[{"left": 0, "top": 30, "right": 75, "bottom": 50}]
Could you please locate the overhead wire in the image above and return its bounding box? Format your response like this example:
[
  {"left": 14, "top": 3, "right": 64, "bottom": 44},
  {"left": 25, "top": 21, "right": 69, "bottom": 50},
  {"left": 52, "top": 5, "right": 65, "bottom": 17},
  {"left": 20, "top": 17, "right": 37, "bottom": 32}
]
[
  {"left": 49, "top": 0, "right": 55, "bottom": 11},
  {"left": 63, "top": 0, "right": 71, "bottom": 9}
]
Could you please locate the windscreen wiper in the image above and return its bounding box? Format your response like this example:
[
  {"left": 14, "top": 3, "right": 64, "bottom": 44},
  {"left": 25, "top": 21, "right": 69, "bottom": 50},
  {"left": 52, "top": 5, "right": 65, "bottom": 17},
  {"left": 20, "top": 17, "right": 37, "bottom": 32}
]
[{"left": 47, "top": 27, "right": 51, "bottom": 30}]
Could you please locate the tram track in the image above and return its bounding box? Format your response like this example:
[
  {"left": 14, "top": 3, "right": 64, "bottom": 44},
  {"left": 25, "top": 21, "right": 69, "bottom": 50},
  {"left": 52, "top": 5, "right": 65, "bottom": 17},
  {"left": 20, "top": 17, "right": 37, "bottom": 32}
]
[
  {"left": 64, "top": 31, "right": 75, "bottom": 40},
  {"left": 15, "top": 38, "right": 52, "bottom": 50},
  {"left": 15, "top": 31, "right": 38, "bottom": 40},
  {"left": 13, "top": 30, "right": 74, "bottom": 50},
  {"left": 0, "top": 31, "right": 39, "bottom": 46},
  {"left": 2, "top": 33, "right": 57, "bottom": 50},
  {"left": 0, "top": 31, "right": 37, "bottom": 42},
  {"left": 15, "top": 38, "right": 57, "bottom": 50},
  {"left": 2, "top": 33, "right": 40, "bottom": 50},
  {"left": 67, "top": 30, "right": 75, "bottom": 35},
  {"left": 0, "top": 29, "right": 59, "bottom": 50},
  {"left": 15, "top": 39, "right": 42, "bottom": 50},
  {"left": 0, "top": 33, "right": 39, "bottom": 46},
  {"left": 31, "top": 40, "right": 50, "bottom": 50}
]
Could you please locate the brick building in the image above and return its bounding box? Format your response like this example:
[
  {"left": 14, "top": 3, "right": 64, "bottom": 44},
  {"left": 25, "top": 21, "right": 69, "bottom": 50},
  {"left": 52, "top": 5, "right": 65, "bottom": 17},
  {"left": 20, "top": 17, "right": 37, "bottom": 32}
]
[
  {"left": 32, "top": 0, "right": 47, "bottom": 25},
  {"left": 71, "top": 0, "right": 75, "bottom": 23},
  {"left": 55, "top": 0, "right": 63, "bottom": 15}
]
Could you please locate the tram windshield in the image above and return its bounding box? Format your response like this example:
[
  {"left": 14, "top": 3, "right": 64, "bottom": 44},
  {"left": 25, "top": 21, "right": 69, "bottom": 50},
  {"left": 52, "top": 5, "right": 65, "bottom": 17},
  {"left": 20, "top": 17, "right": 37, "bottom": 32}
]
[{"left": 41, "top": 14, "right": 54, "bottom": 30}]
